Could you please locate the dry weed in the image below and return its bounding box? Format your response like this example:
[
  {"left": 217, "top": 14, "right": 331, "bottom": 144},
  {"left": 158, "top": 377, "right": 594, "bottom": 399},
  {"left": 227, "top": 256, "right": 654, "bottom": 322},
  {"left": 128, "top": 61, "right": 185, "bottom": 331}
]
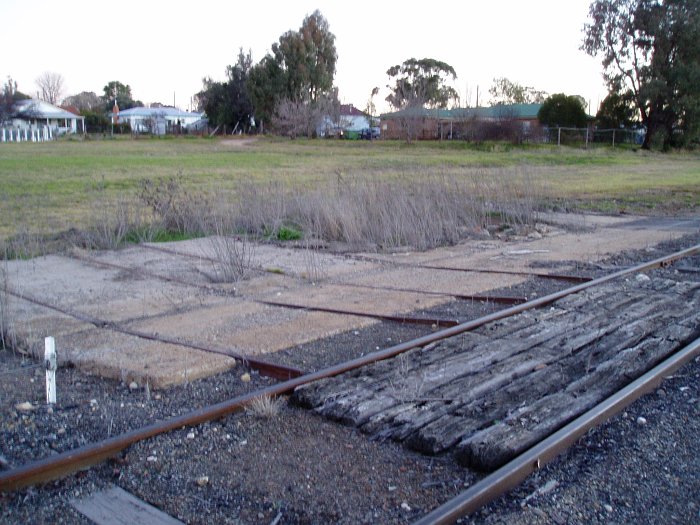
[{"left": 247, "top": 395, "right": 284, "bottom": 418}]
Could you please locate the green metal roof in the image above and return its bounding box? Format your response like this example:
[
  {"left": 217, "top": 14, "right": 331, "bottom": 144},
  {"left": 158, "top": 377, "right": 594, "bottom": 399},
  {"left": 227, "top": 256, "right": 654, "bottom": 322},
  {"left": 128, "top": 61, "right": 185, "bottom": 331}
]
[{"left": 381, "top": 103, "right": 542, "bottom": 120}]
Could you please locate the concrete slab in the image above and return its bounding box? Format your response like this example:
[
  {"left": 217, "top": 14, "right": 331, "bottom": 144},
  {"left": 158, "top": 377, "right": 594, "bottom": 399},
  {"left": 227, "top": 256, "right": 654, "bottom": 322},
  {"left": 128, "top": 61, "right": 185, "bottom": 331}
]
[{"left": 4, "top": 213, "right": 695, "bottom": 387}]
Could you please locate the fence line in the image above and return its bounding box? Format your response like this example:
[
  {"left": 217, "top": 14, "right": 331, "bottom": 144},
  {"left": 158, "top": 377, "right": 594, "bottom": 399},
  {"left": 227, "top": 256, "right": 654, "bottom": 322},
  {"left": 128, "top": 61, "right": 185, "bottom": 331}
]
[
  {"left": 1, "top": 125, "right": 54, "bottom": 143},
  {"left": 547, "top": 127, "right": 644, "bottom": 147}
]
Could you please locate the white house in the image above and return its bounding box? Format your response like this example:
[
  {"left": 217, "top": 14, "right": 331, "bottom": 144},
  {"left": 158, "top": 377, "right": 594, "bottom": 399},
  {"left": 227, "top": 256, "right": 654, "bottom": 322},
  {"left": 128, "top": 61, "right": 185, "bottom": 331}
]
[
  {"left": 317, "top": 104, "right": 372, "bottom": 137},
  {"left": 1, "top": 99, "right": 85, "bottom": 141},
  {"left": 117, "top": 106, "right": 205, "bottom": 135}
]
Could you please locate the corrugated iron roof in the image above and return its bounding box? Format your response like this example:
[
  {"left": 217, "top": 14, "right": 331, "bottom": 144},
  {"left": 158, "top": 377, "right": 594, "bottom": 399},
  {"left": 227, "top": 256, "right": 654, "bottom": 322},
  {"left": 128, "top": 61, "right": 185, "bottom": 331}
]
[
  {"left": 118, "top": 106, "right": 204, "bottom": 119},
  {"left": 14, "top": 99, "right": 84, "bottom": 120}
]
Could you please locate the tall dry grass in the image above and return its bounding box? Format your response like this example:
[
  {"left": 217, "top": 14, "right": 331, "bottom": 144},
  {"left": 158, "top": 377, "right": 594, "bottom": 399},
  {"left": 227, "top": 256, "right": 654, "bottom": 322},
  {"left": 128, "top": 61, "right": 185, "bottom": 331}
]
[
  {"left": 3, "top": 168, "right": 544, "bottom": 270},
  {"left": 227, "top": 168, "right": 543, "bottom": 251}
]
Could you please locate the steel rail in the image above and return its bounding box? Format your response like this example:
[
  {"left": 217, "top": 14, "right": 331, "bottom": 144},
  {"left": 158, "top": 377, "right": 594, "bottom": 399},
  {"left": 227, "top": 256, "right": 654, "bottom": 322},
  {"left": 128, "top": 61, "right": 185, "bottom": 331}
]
[
  {"left": 257, "top": 300, "right": 459, "bottom": 327},
  {"left": 328, "top": 281, "right": 528, "bottom": 305},
  {"left": 140, "top": 244, "right": 529, "bottom": 304},
  {"left": 349, "top": 253, "right": 593, "bottom": 283},
  {"left": 72, "top": 252, "right": 459, "bottom": 327},
  {"left": 4, "top": 286, "right": 304, "bottom": 381},
  {"left": 413, "top": 334, "right": 700, "bottom": 525},
  {"left": 1, "top": 243, "right": 698, "bottom": 493},
  {"left": 416, "top": 264, "right": 593, "bottom": 283}
]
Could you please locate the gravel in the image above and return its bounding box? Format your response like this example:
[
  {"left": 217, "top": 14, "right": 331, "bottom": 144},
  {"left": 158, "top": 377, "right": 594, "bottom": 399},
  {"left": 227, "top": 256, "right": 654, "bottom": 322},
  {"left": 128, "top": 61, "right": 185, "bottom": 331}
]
[{"left": 1, "top": 232, "right": 699, "bottom": 524}]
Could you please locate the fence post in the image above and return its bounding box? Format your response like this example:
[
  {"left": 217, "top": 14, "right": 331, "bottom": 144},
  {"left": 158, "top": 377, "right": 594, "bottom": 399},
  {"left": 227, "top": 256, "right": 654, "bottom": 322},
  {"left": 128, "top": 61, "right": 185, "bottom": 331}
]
[
  {"left": 612, "top": 129, "right": 616, "bottom": 148},
  {"left": 45, "top": 337, "right": 57, "bottom": 404},
  {"left": 585, "top": 127, "right": 589, "bottom": 149},
  {"left": 557, "top": 127, "right": 561, "bottom": 146}
]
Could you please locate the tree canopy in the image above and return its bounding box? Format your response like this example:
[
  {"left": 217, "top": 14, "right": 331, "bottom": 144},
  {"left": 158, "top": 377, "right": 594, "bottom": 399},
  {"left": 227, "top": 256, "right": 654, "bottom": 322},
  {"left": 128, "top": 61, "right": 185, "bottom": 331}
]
[
  {"left": 488, "top": 77, "right": 547, "bottom": 105},
  {"left": 1, "top": 76, "right": 30, "bottom": 123},
  {"left": 35, "top": 72, "right": 64, "bottom": 105},
  {"left": 596, "top": 92, "right": 637, "bottom": 128},
  {"left": 247, "top": 10, "right": 337, "bottom": 131},
  {"left": 102, "top": 81, "right": 141, "bottom": 111},
  {"left": 583, "top": 0, "right": 700, "bottom": 149},
  {"left": 63, "top": 91, "right": 103, "bottom": 113},
  {"left": 537, "top": 94, "right": 589, "bottom": 128},
  {"left": 197, "top": 49, "right": 255, "bottom": 132},
  {"left": 385, "top": 58, "right": 458, "bottom": 110}
]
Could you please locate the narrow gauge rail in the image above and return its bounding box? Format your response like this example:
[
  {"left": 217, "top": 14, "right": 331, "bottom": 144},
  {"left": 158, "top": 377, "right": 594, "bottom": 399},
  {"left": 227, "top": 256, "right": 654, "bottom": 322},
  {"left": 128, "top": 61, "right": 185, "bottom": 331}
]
[{"left": 1, "top": 243, "right": 698, "bottom": 519}]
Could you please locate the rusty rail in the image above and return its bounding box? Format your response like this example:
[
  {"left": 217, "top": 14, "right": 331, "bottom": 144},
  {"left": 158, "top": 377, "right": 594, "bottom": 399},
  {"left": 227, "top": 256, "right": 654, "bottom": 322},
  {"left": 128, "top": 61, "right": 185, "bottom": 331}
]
[
  {"left": 4, "top": 286, "right": 304, "bottom": 381},
  {"left": 258, "top": 300, "right": 459, "bottom": 327},
  {"left": 414, "top": 333, "right": 700, "bottom": 525},
  {"left": 1, "top": 243, "right": 698, "bottom": 493}
]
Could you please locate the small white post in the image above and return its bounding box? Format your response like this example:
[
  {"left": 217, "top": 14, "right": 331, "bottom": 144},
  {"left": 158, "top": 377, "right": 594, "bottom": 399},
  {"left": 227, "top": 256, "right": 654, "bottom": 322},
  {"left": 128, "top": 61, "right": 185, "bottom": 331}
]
[{"left": 45, "top": 337, "right": 57, "bottom": 404}]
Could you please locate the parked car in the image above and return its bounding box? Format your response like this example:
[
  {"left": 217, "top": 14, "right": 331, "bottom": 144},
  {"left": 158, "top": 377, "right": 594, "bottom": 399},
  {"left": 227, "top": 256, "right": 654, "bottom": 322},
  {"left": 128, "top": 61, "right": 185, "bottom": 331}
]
[{"left": 360, "top": 127, "right": 380, "bottom": 140}]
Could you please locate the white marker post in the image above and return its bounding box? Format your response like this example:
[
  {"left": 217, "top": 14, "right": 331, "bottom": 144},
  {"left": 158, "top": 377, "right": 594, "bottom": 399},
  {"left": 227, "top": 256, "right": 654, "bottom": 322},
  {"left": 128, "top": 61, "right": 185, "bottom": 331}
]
[{"left": 45, "top": 337, "right": 57, "bottom": 404}]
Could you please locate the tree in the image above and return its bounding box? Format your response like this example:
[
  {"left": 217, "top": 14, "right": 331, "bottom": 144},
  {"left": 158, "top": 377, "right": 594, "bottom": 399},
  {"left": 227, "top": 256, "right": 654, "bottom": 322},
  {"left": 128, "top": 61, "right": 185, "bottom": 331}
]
[
  {"left": 537, "top": 94, "right": 589, "bottom": 128},
  {"left": 1, "top": 76, "right": 30, "bottom": 123},
  {"left": 63, "top": 91, "right": 103, "bottom": 113},
  {"left": 385, "top": 58, "right": 458, "bottom": 110},
  {"left": 248, "top": 10, "right": 338, "bottom": 135},
  {"left": 364, "top": 87, "right": 379, "bottom": 130},
  {"left": 35, "top": 71, "right": 64, "bottom": 105},
  {"left": 488, "top": 77, "right": 547, "bottom": 105},
  {"left": 102, "top": 81, "right": 141, "bottom": 111},
  {"left": 197, "top": 49, "right": 255, "bottom": 132},
  {"left": 583, "top": 0, "right": 700, "bottom": 149},
  {"left": 271, "top": 10, "right": 337, "bottom": 102},
  {"left": 248, "top": 54, "right": 286, "bottom": 131},
  {"left": 596, "top": 92, "right": 637, "bottom": 128}
]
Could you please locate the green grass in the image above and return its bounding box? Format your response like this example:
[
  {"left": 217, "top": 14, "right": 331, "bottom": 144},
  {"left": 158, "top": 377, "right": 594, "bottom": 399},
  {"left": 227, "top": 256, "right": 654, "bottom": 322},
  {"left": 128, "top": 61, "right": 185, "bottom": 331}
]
[{"left": 0, "top": 136, "right": 698, "bottom": 242}]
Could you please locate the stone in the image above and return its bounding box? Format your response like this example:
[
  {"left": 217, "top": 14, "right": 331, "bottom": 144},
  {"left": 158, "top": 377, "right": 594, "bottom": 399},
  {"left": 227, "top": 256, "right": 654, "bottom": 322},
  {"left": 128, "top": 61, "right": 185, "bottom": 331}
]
[
  {"left": 14, "top": 402, "right": 35, "bottom": 412},
  {"left": 603, "top": 504, "right": 613, "bottom": 513},
  {"left": 636, "top": 416, "right": 648, "bottom": 425},
  {"left": 196, "top": 476, "right": 209, "bottom": 487},
  {"left": 128, "top": 381, "right": 139, "bottom": 391},
  {"left": 240, "top": 373, "right": 251, "bottom": 383}
]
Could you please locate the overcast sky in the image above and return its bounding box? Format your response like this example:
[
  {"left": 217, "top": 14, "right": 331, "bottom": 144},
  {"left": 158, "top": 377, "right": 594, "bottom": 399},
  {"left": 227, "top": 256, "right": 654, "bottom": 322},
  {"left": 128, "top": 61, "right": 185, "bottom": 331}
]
[{"left": 2, "top": 0, "right": 607, "bottom": 114}]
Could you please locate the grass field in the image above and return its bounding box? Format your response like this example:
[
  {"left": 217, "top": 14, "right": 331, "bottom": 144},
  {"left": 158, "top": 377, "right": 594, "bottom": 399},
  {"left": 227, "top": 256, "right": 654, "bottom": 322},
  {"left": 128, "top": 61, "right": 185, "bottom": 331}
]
[{"left": 1, "top": 136, "right": 699, "bottom": 248}]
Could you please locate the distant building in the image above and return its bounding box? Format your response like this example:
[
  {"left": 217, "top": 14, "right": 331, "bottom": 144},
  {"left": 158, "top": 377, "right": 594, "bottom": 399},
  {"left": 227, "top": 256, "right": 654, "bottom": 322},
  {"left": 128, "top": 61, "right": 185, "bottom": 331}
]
[
  {"left": 117, "top": 106, "right": 205, "bottom": 135},
  {"left": 380, "top": 103, "right": 543, "bottom": 141},
  {"left": 13, "top": 99, "right": 85, "bottom": 132},
  {"left": 317, "top": 104, "right": 372, "bottom": 137}
]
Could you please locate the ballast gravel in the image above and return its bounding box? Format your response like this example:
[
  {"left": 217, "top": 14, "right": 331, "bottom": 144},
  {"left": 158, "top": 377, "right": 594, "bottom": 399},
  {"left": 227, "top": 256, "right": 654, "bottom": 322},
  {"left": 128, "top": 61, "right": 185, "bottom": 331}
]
[{"left": 1, "top": 232, "right": 699, "bottom": 524}]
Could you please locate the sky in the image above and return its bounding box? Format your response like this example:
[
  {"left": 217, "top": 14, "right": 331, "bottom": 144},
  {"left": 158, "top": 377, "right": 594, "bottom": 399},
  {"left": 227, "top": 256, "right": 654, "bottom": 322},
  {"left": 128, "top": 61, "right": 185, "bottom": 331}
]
[{"left": 2, "top": 0, "right": 608, "bottom": 115}]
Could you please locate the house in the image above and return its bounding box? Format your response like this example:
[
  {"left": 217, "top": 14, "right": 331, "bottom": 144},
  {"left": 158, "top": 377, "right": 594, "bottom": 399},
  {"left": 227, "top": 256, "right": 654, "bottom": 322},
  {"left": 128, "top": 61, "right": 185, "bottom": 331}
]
[
  {"left": 380, "top": 103, "right": 543, "bottom": 141},
  {"left": 117, "top": 106, "right": 205, "bottom": 135},
  {"left": 317, "top": 104, "right": 373, "bottom": 137},
  {"left": 1, "top": 99, "right": 85, "bottom": 142}
]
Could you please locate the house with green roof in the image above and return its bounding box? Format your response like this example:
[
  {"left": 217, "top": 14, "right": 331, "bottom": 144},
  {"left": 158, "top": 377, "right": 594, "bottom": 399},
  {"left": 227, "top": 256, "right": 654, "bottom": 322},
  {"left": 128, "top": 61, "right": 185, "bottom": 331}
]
[{"left": 380, "top": 103, "right": 543, "bottom": 141}]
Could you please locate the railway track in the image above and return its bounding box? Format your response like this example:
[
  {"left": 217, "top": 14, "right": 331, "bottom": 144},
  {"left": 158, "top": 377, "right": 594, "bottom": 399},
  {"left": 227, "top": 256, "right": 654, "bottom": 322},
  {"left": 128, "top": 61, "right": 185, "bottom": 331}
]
[{"left": 1, "top": 243, "right": 699, "bottom": 523}]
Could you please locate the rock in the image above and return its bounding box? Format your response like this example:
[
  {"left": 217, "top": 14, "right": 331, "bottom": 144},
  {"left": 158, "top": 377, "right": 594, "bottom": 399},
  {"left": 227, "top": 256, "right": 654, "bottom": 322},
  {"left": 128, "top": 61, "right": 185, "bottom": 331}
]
[
  {"left": 15, "top": 402, "right": 35, "bottom": 412},
  {"left": 400, "top": 502, "right": 411, "bottom": 511},
  {"left": 635, "top": 273, "right": 651, "bottom": 283},
  {"left": 636, "top": 416, "right": 648, "bottom": 425},
  {"left": 187, "top": 431, "right": 196, "bottom": 440},
  {"left": 147, "top": 455, "right": 157, "bottom": 462},
  {"left": 240, "top": 373, "right": 251, "bottom": 383},
  {"left": 129, "top": 381, "right": 139, "bottom": 391},
  {"left": 604, "top": 504, "right": 613, "bottom": 513},
  {"left": 196, "top": 476, "right": 209, "bottom": 487},
  {"left": 57, "top": 427, "right": 66, "bottom": 435}
]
